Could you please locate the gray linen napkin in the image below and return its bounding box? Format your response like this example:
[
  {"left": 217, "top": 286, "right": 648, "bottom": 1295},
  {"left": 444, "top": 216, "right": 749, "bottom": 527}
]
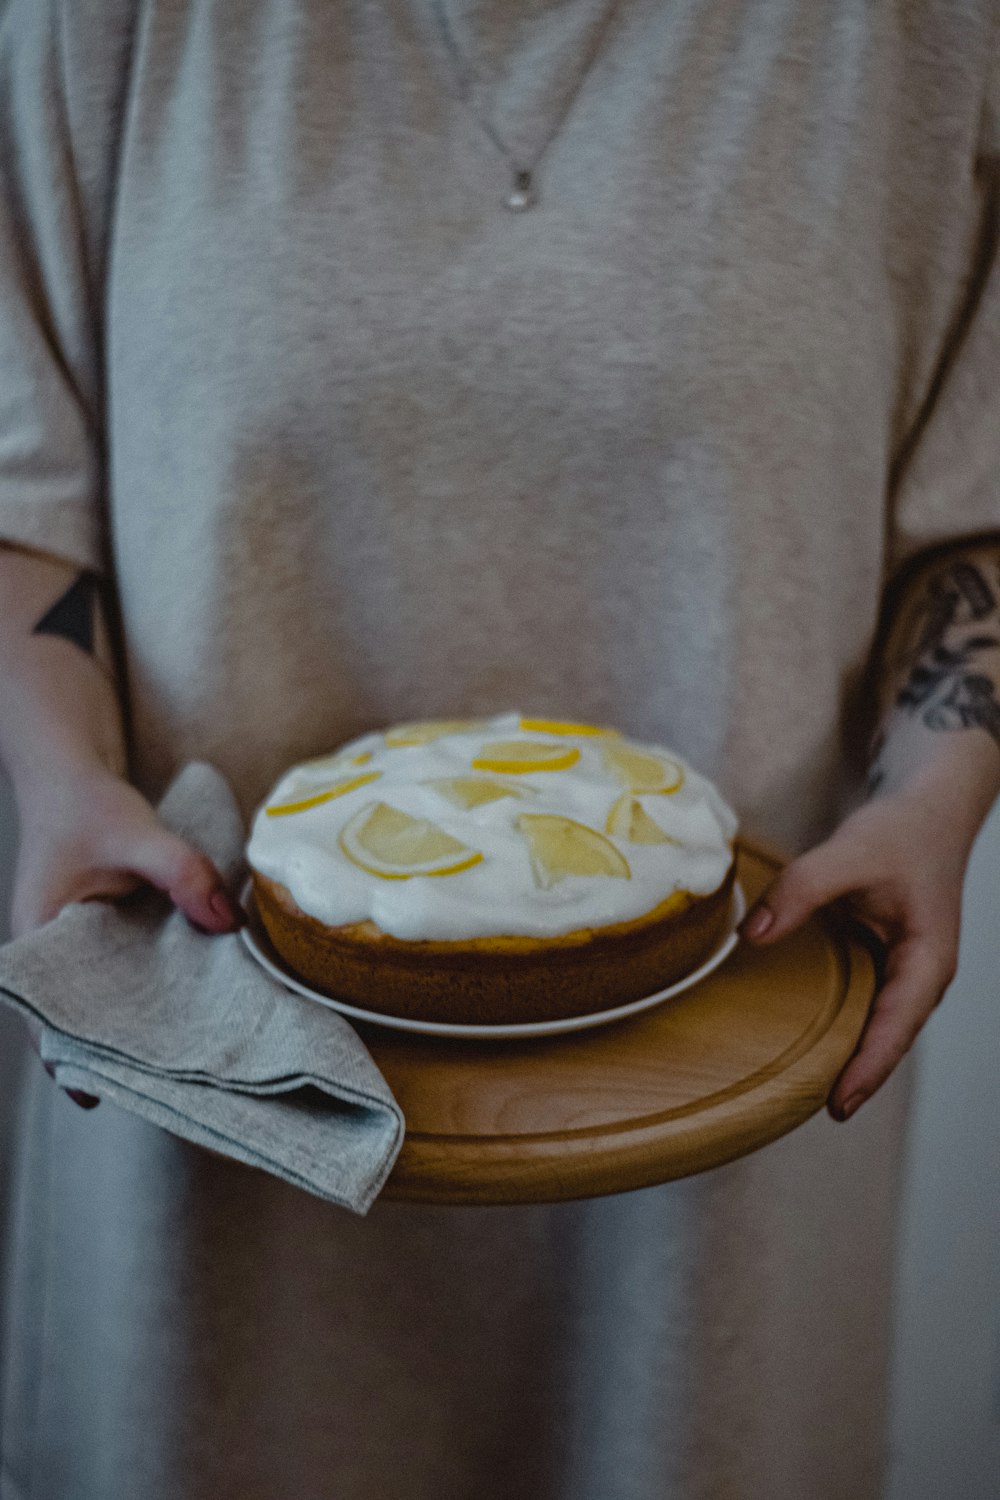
[{"left": 0, "top": 762, "right": 405, "bottom": 1214}]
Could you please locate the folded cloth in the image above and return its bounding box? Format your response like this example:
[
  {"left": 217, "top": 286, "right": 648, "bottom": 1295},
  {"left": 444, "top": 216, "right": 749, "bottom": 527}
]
[{"left": 0, "top": 762, "right": 405, "bottom": 1214}]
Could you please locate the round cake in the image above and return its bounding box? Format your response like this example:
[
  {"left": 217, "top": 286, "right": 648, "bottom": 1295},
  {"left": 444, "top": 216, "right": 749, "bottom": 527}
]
[{"left": 246, "top": 713, "right": 739, "bottom": 1025}]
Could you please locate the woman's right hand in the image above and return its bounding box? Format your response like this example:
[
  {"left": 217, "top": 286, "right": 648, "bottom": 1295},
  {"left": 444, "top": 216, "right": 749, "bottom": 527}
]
[{"left": 11, "top": 760, "right": 244, "bottom": 1107}]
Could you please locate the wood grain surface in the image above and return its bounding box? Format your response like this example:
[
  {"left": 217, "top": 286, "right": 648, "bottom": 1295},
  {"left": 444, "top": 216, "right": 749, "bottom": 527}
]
[{"left": 362, "top": 840, "right": 878, "bottom": 1204}]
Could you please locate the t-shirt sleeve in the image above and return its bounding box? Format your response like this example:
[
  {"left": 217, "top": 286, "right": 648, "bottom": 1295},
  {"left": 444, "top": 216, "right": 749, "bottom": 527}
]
[
  {"left": 0, "top": 0, "right": 133, "bottom": 575},
  {"left": 885, "top": 20, "right": 1000, "bottom": 579}
]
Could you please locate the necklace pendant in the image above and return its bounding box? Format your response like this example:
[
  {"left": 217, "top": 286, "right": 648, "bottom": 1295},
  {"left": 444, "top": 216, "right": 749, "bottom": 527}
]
[{"left": 506, "top": 169, "right": 534, "bottom": 212}]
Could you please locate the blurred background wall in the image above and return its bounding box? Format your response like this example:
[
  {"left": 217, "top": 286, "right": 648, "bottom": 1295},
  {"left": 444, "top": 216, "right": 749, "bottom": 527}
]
[
  {"left": 0, "top": 767, "right": 998, "bottom": 1492},
  {"left": 0, "top": 774, "right": 19, "bottom": 1202},
  {"left": 885, "top": 799, "right": 1000, "bottom": 1499}
]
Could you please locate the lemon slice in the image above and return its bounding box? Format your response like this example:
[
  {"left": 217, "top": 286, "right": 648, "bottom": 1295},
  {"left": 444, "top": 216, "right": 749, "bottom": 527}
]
[
  {"left": 602, "top": 742, "right": 684, "bottom": 794},
  {"left": 338, "top": 801, "right": 483, "bottom": 880},
  {"left": 265, "top": 771, "right": 382, "bottom": 817},
  {"left": 384, "top": 719, "right": 483, "bottom": 748},
  {"left": 516, "top": 813, "right": 631, "bottom": 890},
  {"left": 605, "top": 794, "right": 681, "bottom": 845},
  {"left": 472, "top": 740, "right": 581, "bottom": 775},
  {"left": 291, "top": 748, "right": 373, "bottom": 779},
  {"left": 518, "top": 717, "right": 619, "bottom": 738},
  {"left": 422, "top": 776, "right": 525, "bottom": 810}
]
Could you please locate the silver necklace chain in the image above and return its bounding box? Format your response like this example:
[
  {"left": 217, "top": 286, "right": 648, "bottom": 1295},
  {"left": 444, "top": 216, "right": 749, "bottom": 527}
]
[{"left": 428, "top": 0, "right": 622, "bottom": 211}]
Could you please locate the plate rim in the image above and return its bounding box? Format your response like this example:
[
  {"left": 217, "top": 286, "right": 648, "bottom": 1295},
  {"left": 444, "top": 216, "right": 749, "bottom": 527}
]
[{"left": 239, "top": 879, "right": 747, "bottom": 1040}]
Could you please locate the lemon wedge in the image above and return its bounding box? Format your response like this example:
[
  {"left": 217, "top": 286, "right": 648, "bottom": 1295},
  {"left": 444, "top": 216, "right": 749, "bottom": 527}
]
[
  {"left": 265, "top": 771, "right": 382, "bottom": 817},
  {"left": 384, "top": 719, "right": 483, "bottom": 748},
  {"left": 518, "top": 717, "right": 619, "bottom": 738},
  {"left": 338, "top": 801, "right": 483, "bottom": 880},
  {"left": 422, "top": 776, "right": 525, "bottom": 810},
  {"left": 289, "top": 749, "right": 373, "bottom": 780},
  {"left": 516, "top": 813, "right": 630, "bottom": 890},
  {"left": 602, "top": 743, "right": 684, "bottom": 794},
  {"left": 472, "top": 740, "right": 581, "bottom": 775},
  {"left": 605, "top": 794, "right": 681, "bottom": 844}
]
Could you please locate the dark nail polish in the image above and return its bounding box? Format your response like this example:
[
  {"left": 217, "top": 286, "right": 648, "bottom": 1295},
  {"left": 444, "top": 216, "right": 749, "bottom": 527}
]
[
  {"left": 739, "top": 904, "right": 774, "bottom": 940},
  {"left": 210, "top": 890, "right": 243, "bottom": 928}
]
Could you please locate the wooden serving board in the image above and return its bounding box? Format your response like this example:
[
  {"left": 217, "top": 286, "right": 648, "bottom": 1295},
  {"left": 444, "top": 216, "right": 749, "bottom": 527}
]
[{"left": 364, "top": 839, "right": 878, "bottom": 1205}]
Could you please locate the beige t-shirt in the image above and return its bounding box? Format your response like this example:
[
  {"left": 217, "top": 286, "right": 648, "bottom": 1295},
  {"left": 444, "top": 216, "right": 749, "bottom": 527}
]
[{"left": 0, "top": 2, "right": 997, "bottom": 1496}]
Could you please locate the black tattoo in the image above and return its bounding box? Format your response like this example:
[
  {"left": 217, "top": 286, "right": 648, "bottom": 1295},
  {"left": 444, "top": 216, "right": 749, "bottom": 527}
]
[
  {"left": 866, "top": 554, "right": 1000, "bottom": 791},
  {"left": 32, "top": 572, "right": 100, "bottom": 655},
  {"left": 864, "top": 740, "right": 886, "bottom": 796}
]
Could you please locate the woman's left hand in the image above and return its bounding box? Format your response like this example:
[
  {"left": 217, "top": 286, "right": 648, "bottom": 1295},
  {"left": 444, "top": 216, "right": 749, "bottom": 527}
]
[{"left": 737, "top": 780, "right": 970, "bottom": 1122}]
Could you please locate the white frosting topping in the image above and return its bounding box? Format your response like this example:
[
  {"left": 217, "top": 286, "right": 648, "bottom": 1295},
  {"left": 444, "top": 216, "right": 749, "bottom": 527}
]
[{"left": 246, "top": 712, "right": 739, "bottom": 940}]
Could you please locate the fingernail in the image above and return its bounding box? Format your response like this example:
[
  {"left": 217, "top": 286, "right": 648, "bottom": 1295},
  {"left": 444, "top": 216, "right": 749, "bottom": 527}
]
[
  {"left": 740, "top": 904, "right": 774, "bottom": 941},
  {"left": 210, "top": 890, "right": 244, "bottom": 929},
  {"left": 65, "top": 1089, "right": 100, "bottom": 1110},
  {"left": 838, "top": 1091, "right": 867, "bottom": 1121}
]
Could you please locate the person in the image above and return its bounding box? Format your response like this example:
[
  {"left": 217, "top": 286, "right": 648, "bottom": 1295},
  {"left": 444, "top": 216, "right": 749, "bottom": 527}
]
[{"left": 0, "top": 1, "right": 997, "bottom": 1495}]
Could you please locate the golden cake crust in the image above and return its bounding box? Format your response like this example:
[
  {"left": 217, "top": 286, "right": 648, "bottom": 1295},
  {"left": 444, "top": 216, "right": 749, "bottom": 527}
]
[{"left": 251, "top": 859, "right": 737, "bottom": 1026}]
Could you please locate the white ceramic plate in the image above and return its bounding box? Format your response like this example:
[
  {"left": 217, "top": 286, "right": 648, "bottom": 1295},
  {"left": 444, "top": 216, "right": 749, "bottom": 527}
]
[{"left": 239, "top": 879, "right": 746, "bottom": 1040}]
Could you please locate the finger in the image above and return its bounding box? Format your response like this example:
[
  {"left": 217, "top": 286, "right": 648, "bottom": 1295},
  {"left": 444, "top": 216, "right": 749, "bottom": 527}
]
[
  {"left": 828, "top": 935, "right": 956, "bottom": 1120},
  {"left": 11, "top": 868, "right": 142, "bottom": 935},
  {"left": 119, "top": 827, "right": 244, "bottom": 933},
  {"left": 739, "top": 835, "right": 866, "bottom": 944}
]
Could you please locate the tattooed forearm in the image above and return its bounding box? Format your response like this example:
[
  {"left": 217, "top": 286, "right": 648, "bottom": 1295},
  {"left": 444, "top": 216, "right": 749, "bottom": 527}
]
[
  {"left": 866, "top": 551, "right": 1000, "bottom": 794},
  {"left": 30, "top": 571, "right": 117, "bottom": 686}
]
